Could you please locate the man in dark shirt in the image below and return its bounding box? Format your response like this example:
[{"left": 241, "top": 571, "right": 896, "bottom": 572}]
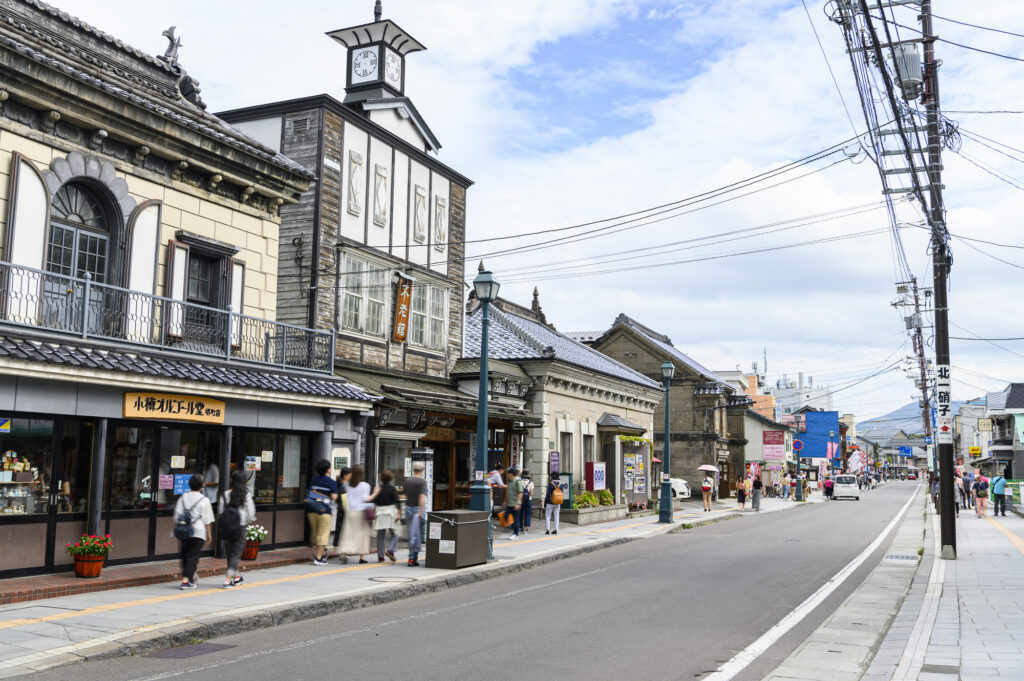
[{"left": 403, "top": 462, "right": 428, "bottom": 566}]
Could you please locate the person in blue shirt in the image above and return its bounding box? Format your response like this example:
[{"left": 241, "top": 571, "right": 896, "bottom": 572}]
[
  {"left": 992, "top": 472, "right": 1008, "bottom": 517},
  {"left": 306, "top": 459, "right": 338, "bottom": 565}
]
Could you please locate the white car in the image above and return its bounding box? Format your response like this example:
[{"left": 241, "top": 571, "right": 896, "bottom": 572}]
[
  {"left": 833, "top": 474, "right": 860, "bottom": 500},
  {"left": 669, "top": 478, "right": 691, "bottom": 499}
]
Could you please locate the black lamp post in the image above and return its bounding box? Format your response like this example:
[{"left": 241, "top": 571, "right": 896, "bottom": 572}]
[
  {"left": 658, "top": 361, "right": 675, "bottom": 523},
  {"left": 470, "top": 265, "right": 499, "bottom": 559},
  {"left": 793, "top": 414, "right": 804, "bottom": 502}
]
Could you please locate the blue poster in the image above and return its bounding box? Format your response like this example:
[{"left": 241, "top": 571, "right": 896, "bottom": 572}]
[{"left": 173, "top": 474, "right": 191, "bottom": 495}]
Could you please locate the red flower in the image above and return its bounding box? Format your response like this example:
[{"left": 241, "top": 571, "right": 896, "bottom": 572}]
[{"left": 105, "top": 534, "right": 110, "bottom": 538}]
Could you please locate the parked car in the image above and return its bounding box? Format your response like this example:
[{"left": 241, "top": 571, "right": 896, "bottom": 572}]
[
  {"left": 669, "top": 478, "right": 691, "bottom": 498},
  {"left": 833, "top": 474, "right": 860, "bottom": 500},
  {"left": 907, "top": 473, "right": 917, "bottom": 480}
]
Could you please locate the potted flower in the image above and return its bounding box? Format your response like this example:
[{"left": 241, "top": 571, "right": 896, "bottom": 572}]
[
  {"left": 242, "top": 524, "right": 268, "bottom": 560},
  {"left": 66, "top": 534, "right": 112, "bottom": 578}
]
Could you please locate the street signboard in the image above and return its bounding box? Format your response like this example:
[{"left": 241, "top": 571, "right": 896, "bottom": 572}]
[
  {"left": 792, "top": 439, "right": 804, "bottom": 452},
  {"left": 969, "top": 446, "right": 982, "bottom": 456},
  {"left": 935, "top": 365, "right": 953, "bottom": 444},
  {"left": 899, "top": 446, "right": 912, "bottom": 456},
  {"left": 978, "top": 418, "right": 992, "bottom": 432},
  {"left": 762, "top": 431, "right": 786, "bottom": 461},
  {"left": 924, "top": 437, "right": 932, "bottom": 444}
]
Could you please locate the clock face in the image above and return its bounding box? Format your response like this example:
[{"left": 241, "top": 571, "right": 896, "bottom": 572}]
[
  {"left": 384, "top": 50, "right": 402, "bottom": 88},
  {"left": 353, "top": 48, "right": 378, "bottom": 79}
]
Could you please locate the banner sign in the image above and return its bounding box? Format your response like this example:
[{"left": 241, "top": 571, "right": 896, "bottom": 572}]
[
  {"left": 392, "top": 274, "right": 413, "bottom": 343},
  {"left": 762, "top": 431, "right": 786, "bottom": 461},
  {"left": 969, "top": 446, "right": 982, "bottom": 456},
  {"left": 935, "top": 365, "right": 953, "bottom": 444}
]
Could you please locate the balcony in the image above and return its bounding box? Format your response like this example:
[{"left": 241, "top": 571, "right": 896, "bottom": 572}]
[{"left": 0, "top": 261, "right": 334, "bottom": 373}]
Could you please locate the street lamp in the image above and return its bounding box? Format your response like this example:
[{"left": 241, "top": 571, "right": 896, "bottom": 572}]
[
  {"left": 471, "top": 265, "right": 500, "bottom": 559},
  {"left": 829, "top": 430, "right": 835, "bottom": 476},
  {"left": 659, "top": 361, "right": 675, "bottom": 523}
]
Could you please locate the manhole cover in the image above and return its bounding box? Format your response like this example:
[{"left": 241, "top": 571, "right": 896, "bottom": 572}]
[
  {"left": 148, "top": 643, "right": 235, "bottom": 659},
  {"left": 368, "top": 576, "right": 417, "bottom": 583}
]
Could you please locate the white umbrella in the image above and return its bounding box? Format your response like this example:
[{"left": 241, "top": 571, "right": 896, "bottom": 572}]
[{"left": 697, "top": 464, "right": 719, "bottom": 472}]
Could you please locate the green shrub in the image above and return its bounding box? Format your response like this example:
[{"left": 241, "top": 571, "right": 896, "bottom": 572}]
[
  {"left": 598, "top": 489, "right": 615, "bottom": 506},
  {"left": 573, "top": 491, "right": 599, "bottom": 509}
]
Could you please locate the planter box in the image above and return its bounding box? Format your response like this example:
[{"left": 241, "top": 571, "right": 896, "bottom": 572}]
[{"left": 534, "top": 504, "right": 628, "bottom": 526}]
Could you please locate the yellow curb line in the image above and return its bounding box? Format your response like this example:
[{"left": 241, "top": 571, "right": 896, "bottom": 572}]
[
  {"left": 0, "top": 562, "right": 385, "bottom": 631},
  {"left": 985, "top": 516, "right": 1024, "bottom": 557}
]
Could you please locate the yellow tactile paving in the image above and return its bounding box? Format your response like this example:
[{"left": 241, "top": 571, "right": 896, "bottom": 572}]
[{"left": 985, "top": 515, "right": 1024, "bottom": 556}]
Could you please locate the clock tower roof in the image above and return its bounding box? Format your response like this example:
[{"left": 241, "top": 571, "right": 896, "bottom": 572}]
[{"left": 326, "top": 19, "right": 425, "bottom": 56}]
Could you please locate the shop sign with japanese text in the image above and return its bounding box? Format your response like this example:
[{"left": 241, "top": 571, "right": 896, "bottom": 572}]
[
  {"left": 935, "top": 365, "right": 953, "bottom": 444},
  {"left": 123, "top": 392, "right": 225, "bottom": 424},
  {"left": 392, "top": 275, "right": 413, "bottom": 343},
  {"left": 762, "top": 431, "right": 786, "bottom": 460}
]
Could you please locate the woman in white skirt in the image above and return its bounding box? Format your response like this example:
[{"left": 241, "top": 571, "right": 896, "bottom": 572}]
[
  {"left": 338, "top": 465, "right": 371, "bottom": 564},
  {"left": 366, "top": 469, "right": 401, "bottom": 562}
]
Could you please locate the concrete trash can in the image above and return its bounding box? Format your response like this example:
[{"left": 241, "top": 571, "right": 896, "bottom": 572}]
[{"left": 425, "top": 510, "right": 488, "bottom": 569}]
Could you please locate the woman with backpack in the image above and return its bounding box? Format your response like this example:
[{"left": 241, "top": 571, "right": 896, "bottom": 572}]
[
  {"left": 219, "top": 470, "right": 256, "bottom": 588},
  {"left": 544, "top": 473, "right": 563, "bottom": 534},
  {"left": 520, "top": 470, "right": 535, "bottom": 534},
  {"left": 973, "top": 474, "right": 989, "bottom": 518},
  {"left": 172, "top": 474, "right": 215, "bottom": 590},
  {"left": 701, "top": 473, "right": 714, "bottom": 512}
]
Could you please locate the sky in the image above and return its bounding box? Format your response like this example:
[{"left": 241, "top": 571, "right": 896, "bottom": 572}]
[{"left": 51, "top": 0, "right": 1024, "bottom": 420}]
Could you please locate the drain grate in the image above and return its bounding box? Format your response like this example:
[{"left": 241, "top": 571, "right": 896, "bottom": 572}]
[
  {"left": 368, "top": 576, "right": 417, "bottom": 583},
  {"left": 884, "top": 554, "right": 918, "bottom": 561},
  {"left": 148, "top": 643, "right": 235, "bottom": 659},
  {"left": 921, "top": 664, "right": 960, "bottom": 674}
]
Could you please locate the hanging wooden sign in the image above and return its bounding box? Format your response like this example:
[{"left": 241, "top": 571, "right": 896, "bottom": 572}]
[{"left": 393, "top": 274, "right": 413, "bottom": 343}]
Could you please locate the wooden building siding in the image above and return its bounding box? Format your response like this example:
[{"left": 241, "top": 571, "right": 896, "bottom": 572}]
[
  {"left": 446, "top": 183, "right": 467, "bottom": 373},
  {"left": 276, "top": 108, "right": 322, "bottom": 328},
  {"left": 317, "top": 110, "right": 344, "bottom": 332}
]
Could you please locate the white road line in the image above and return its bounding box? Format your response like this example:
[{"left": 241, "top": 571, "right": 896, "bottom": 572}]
[
  {"left": 890, "top": 503, "right": 944, "bottom": 681},
  {"left": 702, "top": 487, "right": 920, "bottom": 681}
]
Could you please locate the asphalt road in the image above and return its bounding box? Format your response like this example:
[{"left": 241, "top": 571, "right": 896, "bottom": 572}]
[{"left": 31, "top": 482, "right": 918, "bottom": 681}]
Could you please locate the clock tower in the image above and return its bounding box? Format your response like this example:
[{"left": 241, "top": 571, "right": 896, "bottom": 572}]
[{"left": 327, "top": 1, "right": 425, "bottom": 104}]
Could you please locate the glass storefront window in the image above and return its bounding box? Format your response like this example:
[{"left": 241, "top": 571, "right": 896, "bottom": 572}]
[
  {"left": 57, "top": 421, "right": 92, "bottom": 514},
  {"left": 0, "top": 418, "right": 54, "bottom": 515},
  {"left": 379, "top": 439, "right": 412, "bottom": 490},
  {"left": 276, "top": 435, "right": 307, "bottom": 504},
  {"left": 157, "top": 429, "right": 207, "bottom": 507},
  {"left": 240, "top": 432, "right": 277, "bottom": 505},
  {"left": 107, "top": 427, "right": 155, "bottom": 510}
]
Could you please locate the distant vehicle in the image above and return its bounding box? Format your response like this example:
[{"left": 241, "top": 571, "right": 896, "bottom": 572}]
[
  {"left": 907, "top": 473, "right": 918, "bottom": 480},
  {"left": 669, "top": 478, "right": 691, "bottom": 498},
  {"left": 833, "top": 474, "right": 860, "bottom": 500}
]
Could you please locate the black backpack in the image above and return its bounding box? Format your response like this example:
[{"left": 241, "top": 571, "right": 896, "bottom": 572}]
[
  {"left": 220, "top": 504, "right": 243, "bottom": 540},
  {"left": 173, "top": 496, "right": 201, "bottom": 540}
]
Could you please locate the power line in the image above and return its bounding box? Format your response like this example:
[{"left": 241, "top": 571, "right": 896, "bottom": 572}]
[
  {"left": 944, "top": 110, "right": 1024, "bottom": 115},
  {"left": 801, "top": 0, "right": 861, "bottom": 136},
  {"left": 931, "top": 13, "right": 1024, "bottom": 40},
  {"left": 951, "top": 233, "right": 1024, "bottom": 250},
  {"left": 873, "top": 15, "right": 1024, "bottom": 63},
  {"left": 950, "top": 337, "right": 1024, "bottom": 341},
  {"left": 949, "top": 321, "right": 1024, "bottom": 360},
  {"left": 954, "top": 235, "right": 1024, "bottom": 270}
]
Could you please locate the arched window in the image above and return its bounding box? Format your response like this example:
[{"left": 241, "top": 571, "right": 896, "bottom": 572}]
[{"left": 46, "top": 182, "right": 110, "bottom": 283}]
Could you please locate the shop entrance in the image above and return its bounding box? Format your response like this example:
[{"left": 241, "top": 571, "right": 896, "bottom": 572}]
[{"left": 0, "top": 418, "right": 93, "bottom": 575}]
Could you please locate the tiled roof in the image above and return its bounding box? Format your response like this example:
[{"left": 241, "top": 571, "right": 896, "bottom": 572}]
[
  {"left": 0, "top": 334, "right": 376, "bottom": 402},
  {"left": 989, "top": 384, "right": 1024, "bottom": 411},
  {"left": 0, "top": 3, "right": 313, "bottom": 180},
  {"left": 464, "top": 306, "right": 661, "bottom": 390},
  {"left": 450, "top": 358, "right": 531, "bottom": 381},
  {"left": 695, "top": 382, "right": 726, "bottom": 395},
  {"left": 611, "top": 315, "right": 730, "bottom": 387},
  {"left": 564, "top": 331, "right": 603, "bottom": 344},
  {"left": 596, "top": 413, "right": 646, "bottom": 432}
]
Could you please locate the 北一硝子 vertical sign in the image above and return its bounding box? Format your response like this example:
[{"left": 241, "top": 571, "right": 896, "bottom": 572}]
[{"left": 935, "top": 365, "right": 953, "bottom": 444}]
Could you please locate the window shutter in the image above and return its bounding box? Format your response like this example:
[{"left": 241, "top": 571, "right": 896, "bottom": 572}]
[
  {"left": 229, "top": 258, "right": 245, "bottom": 347},
  {"left": 126, "top": 203, "right": 161, "bottom": 342},
  {"left": 5, "top": 155, "right": 48, "bottom": 325},
  {"left": 165, "top": 239, "right": 189, "bottom": 338}
]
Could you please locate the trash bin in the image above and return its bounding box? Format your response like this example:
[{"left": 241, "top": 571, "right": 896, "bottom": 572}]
[{"left": 425, "top": 510, "right": 488, "bottom": 569}]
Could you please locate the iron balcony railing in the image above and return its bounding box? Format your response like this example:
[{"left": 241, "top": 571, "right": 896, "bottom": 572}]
[{"left": 0, "top": 261, "right": 335, "bottom": 374}]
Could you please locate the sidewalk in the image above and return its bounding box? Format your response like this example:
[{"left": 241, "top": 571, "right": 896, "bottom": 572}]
[
  {"left": 0, "top": 494, "right": 823, "bottom": 677},
  {"left": 863, "top": 502, "right": 1024, "bottom": 681}
]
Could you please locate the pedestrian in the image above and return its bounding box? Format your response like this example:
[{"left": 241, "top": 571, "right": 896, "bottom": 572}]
[
  {"left": 545, "top": 472, "right": 562, "bottom": 534},
  {"left": 972, "top": 474, "right": 989, "bottom": 518},
  {"left": 305, "top": 459, "right": 338, "bottom": 566},
  {"left": 992, "top": 472, "right": 1008, "bottom": 517},
  {"left": 330, "top": 467, "right": 351, "bottom": 556},
  {"left": 857, "top": 475, "right": 863, "bottom": 491},
  {"left": 782, "top": 473, "right": 790, "bottom": 500},
  {"left": 803, "top": 476, "right": 811, "bottom": 498},
  {"left": 218, "top": 470, "right": 256, "bottom": 588},
  {"left": 930, "top": 476, "right": 940, "bottom": 512},
  {"left": 338, "top": 464, "right": 371, "bottom": 564},
  {"left": 520, "top": 470, "right": 534, "bottom": 534},
  {"left": 954, "top": 473, "right": 968, "bottom": 512},
  {"left": 751, "top": 476, "right": 763, "bottom": 511},
  {"left": 735, "top": 475, "right": 747, "bottom": 510},
  {"left": 823, "top": 476, "right": 834, "bottom": 500},
  {"left": 488, "top": 462, "right": 507, "bottom": 514},
  {"left": 172, "top": 474, "right": 214, "bottom": 590},
  {"left": 404, "top": 461, "right": 428, "bottom": 567},
  {"left": 364, "top": 469, "right": 401, "bottom": 562},
  {"left": 503, "top": 467, "right": 524, "bottom": 540},
  {"left": 701, "top": 472, "right": 714, "bottom": 511}
]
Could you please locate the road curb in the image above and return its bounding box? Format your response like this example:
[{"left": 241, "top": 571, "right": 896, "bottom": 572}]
[
  {"left": 42, "top": 536, "right": 637, "bottom": 669},
  {"left": 671, "top": 512, "right": 743, "bottom": 531}
]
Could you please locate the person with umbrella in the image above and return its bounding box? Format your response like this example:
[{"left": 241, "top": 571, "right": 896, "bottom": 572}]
[{"left": 697, "top": 465, "right": 717, "bottom": 512}]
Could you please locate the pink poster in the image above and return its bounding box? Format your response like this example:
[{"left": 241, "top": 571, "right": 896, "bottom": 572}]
[{"left": 158, "top": 474, "right": 174, "bottom": 490}]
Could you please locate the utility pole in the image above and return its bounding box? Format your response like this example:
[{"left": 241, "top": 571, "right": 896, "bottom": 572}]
[{"left": 921, "top": 0, "right": 956, "bottom": 559}]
